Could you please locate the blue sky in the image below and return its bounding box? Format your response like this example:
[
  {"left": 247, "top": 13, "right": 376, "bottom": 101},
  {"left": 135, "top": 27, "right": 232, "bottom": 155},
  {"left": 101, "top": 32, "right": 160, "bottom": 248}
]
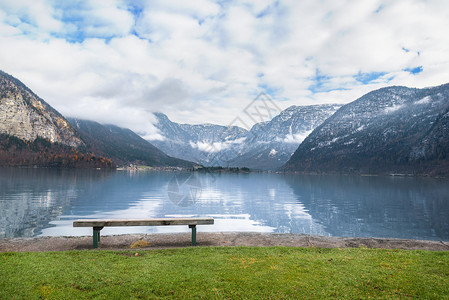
[{"left": 0, "top": 0, "right": 448, "bottom": 139}]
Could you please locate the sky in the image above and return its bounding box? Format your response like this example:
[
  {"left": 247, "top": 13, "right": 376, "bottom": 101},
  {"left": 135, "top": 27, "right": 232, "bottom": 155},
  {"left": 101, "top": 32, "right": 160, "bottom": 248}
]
[{"left": 1, "top": 0, "right": 448, "bottom": 140}]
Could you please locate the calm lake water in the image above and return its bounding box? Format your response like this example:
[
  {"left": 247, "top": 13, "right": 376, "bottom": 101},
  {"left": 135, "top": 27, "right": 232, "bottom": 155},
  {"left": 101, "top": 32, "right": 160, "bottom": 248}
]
[{"left": 1, "top": 168, "right": 448, "bottom": 241}]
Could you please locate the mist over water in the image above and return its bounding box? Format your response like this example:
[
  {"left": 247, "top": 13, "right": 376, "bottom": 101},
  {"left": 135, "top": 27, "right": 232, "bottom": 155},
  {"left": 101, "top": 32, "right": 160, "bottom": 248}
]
[{"left": 1, "top": 168, "right": 448, "bottom": 241}]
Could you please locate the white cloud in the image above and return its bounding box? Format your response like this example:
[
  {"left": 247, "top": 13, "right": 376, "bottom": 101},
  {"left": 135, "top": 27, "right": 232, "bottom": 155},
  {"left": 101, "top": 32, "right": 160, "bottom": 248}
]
[
  {"left": 384, "top": 104, "right": 404, "bottom": 114},
  {"left": 189, "top": 141, "right": 228, "bottom": 153},
  {"left": 1, "top": 0, "right": 449, "bottom": 139},
  {"left": 276, "top": 131, "right": 313, "bottom": 144},
  {"left": 140, "top": 0, "right": 220, "bottom": 20},
  {"left": 189, "top": 136, "right": 246, "bottom": 153},
  {"left": 0, "top": 0, "right": 62, "bottom": 37},
  {"left": 53, "top": 0, "right": 135, "bottom": 39}
]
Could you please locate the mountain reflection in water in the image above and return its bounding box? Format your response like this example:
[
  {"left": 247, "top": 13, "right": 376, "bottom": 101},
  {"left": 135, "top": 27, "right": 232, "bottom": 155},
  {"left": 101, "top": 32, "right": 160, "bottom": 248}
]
[{"left": 1, "top": 169, "right": 448, "bottom": 241}]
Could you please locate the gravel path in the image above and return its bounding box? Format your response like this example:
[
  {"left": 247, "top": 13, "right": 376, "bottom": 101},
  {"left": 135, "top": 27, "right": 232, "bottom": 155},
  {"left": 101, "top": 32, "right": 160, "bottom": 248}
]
[{"left": 1, "top": 232, "right": 449, "bottom": 252}]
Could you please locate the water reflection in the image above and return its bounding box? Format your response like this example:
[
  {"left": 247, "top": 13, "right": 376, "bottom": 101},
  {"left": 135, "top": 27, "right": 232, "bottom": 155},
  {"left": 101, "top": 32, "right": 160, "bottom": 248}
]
[
  {"left": 283, "top": 174, "right": 449, "bottom": 240},
  {"left": 1, "top": 169, "right": 448, "bottom": 241},
  {"left": 43, "top": 172, "right": 323, "bottom": 236},
  {"left": 190, "top": 173, "right": 327, "bottom": 235},
  {"left": 0, "top": 168, "right": 113, "bottom": 237}
]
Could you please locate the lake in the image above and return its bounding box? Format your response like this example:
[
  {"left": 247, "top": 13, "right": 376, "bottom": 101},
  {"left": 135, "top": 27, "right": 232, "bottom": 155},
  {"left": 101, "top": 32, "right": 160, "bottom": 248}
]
[{"left": 1, "top": 168, "right": 448, "bottom": 241}]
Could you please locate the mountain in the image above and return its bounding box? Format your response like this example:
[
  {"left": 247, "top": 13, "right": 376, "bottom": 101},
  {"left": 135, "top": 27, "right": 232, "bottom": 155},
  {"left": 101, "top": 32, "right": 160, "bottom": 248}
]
[
  {"left": 0, "top": 70, "right": 83, "bottom": 147},
  {"left": 0, "top": 70, "right": 115, "bottom": 168},
  {"left": 149, "top": 105, "right": 340, "bottom": 170},
  {"left": 228, "top": 104, "right": 341, "bottom": 170},
  {"left": 283, "top": 83, "right": 449, "bottom": 176},
  {"left": 68, "top": 118, "right": 196, "bottom": 168},
  {"left": 0, "top": 70, "right": 191, "bottom": 169},
  {"left": 150, "top": 112, "right": 248, "bottom": 166}
]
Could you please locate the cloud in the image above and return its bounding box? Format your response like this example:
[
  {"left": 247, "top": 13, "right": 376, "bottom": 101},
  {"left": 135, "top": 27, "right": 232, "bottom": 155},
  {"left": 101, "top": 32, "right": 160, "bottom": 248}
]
[
  {"left": 0, "top": 0, "right": 62, "bottom": 37},
  {"left": 279, "top": 131, "right": 313, "bottom": 144},
  {"left": 143, "top": 78, "right": 190, "bottom": 104},
  {"left": 1, "top": 0, "right": 449, "bottom": 140},
  {"left": 189, "top": 137, "right": 246, "bottom": 153},
  {"left": 53, "top": 0, "right": 135, "bottom": 41},
  {"left": 189, "top": 141, "right": 230, "bottom": 153},
  {"left": 384, "top": 104, "right": 404, "bottom": 114}
]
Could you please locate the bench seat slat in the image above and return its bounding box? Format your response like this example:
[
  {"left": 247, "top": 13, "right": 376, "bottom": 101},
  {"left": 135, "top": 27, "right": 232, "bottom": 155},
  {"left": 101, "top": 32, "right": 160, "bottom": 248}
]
[{"left": 73, "top": 217, "right": 214, "bottom": 227}]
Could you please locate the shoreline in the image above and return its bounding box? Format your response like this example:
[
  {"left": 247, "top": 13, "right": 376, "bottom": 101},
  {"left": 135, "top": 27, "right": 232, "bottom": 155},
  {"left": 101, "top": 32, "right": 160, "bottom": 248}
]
[{"left": 1, "top": 232, "right": 448, "bottom": 252}]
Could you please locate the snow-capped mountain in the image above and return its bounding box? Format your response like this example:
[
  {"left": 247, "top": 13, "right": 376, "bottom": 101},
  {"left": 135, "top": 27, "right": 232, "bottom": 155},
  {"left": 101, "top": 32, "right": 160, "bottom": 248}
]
[
  {"left": 229, "top": 104, "right": 341, "bottom": 169},
  {"left": 283, "top": 83, "right": 449, "bottom": 176},
  {"left": 150, "top": 113, "right": 248, "bottom": 166},
  {"left": 149, "top": 104, "right": 341, "bottom": 169}
]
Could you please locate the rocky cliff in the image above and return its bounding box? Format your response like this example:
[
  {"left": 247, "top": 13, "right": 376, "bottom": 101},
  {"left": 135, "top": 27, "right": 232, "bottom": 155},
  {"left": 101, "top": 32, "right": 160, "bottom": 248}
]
[{"left": 0, "top": 70, "right": 83, "bottom": 148}]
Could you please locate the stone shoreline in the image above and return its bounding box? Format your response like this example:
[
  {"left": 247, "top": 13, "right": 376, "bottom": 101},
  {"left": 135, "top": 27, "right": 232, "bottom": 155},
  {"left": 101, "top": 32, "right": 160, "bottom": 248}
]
[{"left": 1, "top": 232, "right": 449, "bottom": 252}]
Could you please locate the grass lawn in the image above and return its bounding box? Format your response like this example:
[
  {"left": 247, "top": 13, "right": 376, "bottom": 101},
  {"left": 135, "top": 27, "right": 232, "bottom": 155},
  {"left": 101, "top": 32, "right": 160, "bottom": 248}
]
[{"left": 1, "top": 247, "right": 448, "bottom": 299}]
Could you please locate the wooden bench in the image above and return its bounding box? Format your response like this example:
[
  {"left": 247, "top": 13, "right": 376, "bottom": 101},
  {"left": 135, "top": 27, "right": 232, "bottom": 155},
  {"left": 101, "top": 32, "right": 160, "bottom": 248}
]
[{"left": 73, "top": 217, "right": 214, "bottom": 248}]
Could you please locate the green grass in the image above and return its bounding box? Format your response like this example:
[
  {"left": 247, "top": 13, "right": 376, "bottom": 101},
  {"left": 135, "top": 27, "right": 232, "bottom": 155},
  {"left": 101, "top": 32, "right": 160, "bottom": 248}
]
[{"left": 1, "top": 247, "right": 448, "bottom": 299}]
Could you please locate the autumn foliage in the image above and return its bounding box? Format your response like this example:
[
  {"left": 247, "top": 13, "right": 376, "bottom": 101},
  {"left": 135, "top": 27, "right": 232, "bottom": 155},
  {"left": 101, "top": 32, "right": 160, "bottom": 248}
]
[{"left": 0, "top": 134, "right": 114, "bottom": 169}]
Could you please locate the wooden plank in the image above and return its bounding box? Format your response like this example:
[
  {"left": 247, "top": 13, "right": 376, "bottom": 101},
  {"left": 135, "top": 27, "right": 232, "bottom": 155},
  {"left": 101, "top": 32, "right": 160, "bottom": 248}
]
[{"left": 73, "top": 217, "right": 214, "bottom": 227}]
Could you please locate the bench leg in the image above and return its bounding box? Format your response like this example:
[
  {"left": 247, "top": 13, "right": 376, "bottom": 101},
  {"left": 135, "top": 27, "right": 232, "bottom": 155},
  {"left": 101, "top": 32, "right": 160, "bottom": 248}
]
[
  {"left": 189, "top": 225, "right": 197, "bottom": 246},
  {"left": 93, "top": 227, "right": 103, "bottom": 248}
]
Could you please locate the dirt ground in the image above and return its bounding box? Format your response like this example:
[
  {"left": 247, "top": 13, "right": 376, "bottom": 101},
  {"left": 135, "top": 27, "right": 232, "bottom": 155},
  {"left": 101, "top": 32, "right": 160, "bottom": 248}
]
[{"left": 1, "top": 232, "right": 449, "bottom": 252}]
